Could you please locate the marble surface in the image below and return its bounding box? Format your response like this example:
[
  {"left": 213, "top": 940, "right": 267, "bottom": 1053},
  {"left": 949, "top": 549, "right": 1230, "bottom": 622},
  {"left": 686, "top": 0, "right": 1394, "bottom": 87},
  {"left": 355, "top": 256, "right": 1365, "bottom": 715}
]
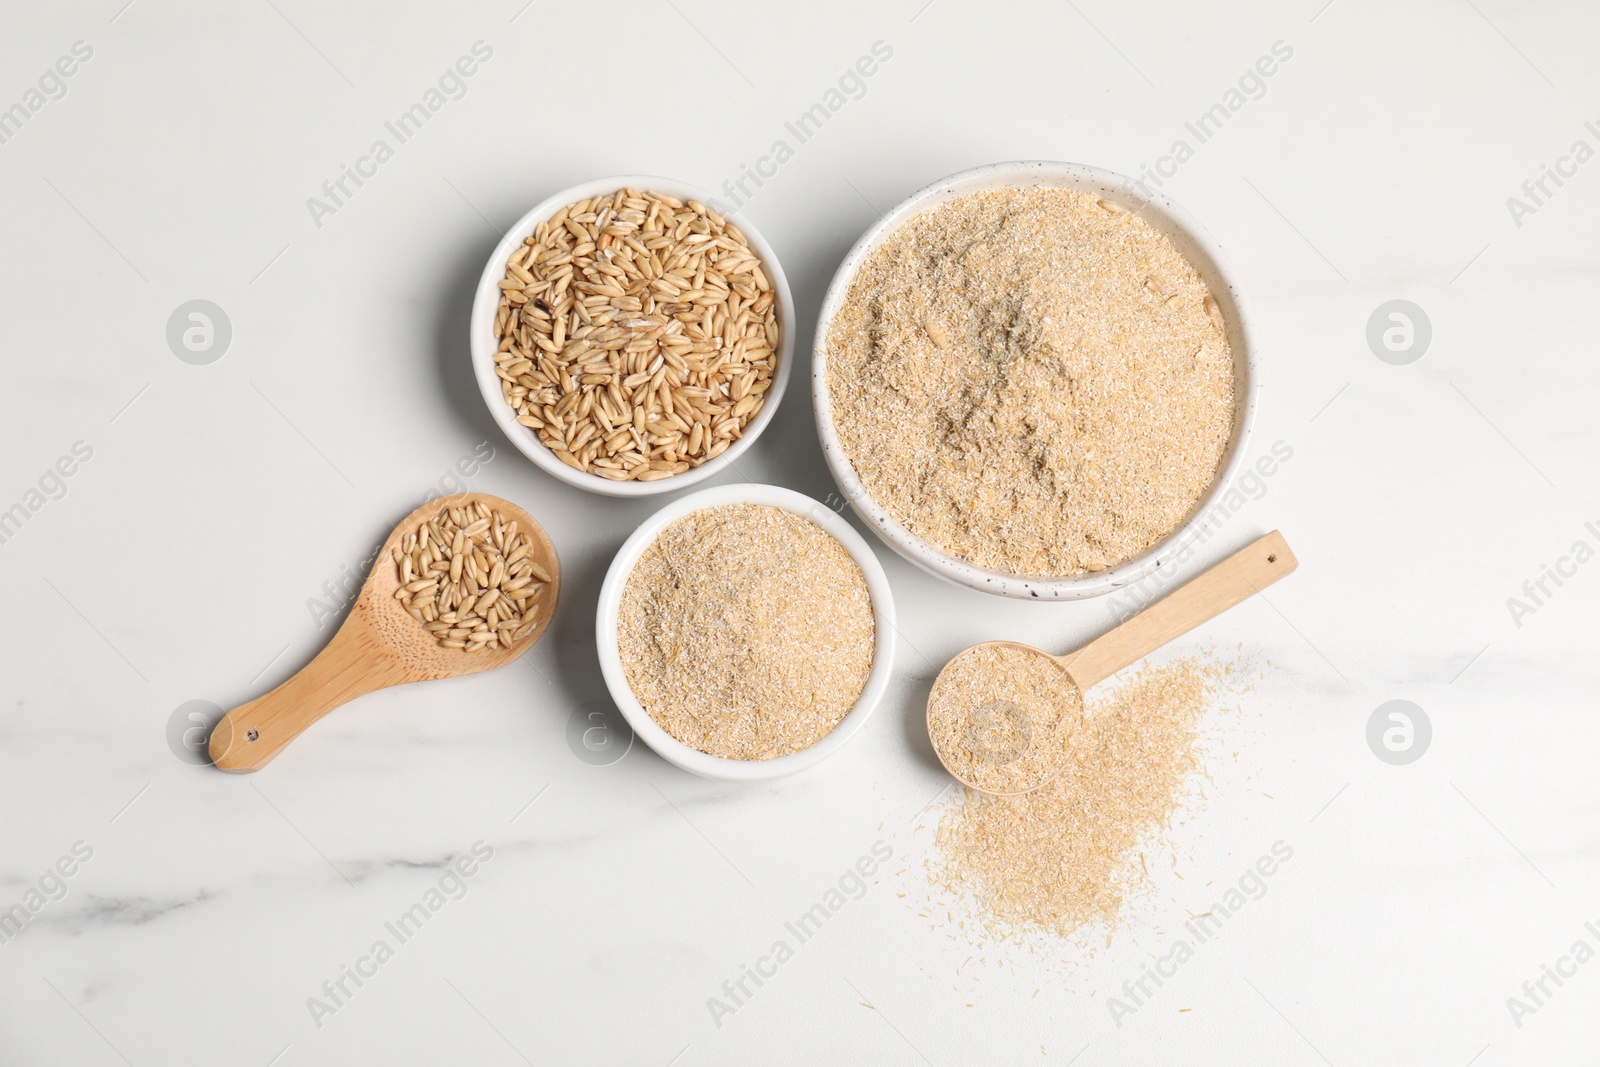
[{"left": 3, "top": 1, "right": 1598, "bottom": 1063}]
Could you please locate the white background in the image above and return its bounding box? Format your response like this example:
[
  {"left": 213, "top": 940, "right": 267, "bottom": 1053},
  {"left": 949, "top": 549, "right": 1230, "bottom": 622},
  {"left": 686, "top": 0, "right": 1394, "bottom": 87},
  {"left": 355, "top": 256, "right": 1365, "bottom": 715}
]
[{"left": 3, "top": 1, "right": 1598, "bottom": 1064}]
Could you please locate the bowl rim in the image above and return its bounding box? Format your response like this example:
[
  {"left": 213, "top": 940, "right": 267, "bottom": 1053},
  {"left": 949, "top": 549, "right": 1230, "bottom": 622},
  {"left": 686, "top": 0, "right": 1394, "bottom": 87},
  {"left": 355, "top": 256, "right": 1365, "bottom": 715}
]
[
  {"left": 469, "top": 174, "right": 795, "bottom": 498},
  {"left": 594, "top": 483, "right": 897, "bottom": 780},
  {"left": 812, "top": 159, "right": 1260, "bottom": 600}
]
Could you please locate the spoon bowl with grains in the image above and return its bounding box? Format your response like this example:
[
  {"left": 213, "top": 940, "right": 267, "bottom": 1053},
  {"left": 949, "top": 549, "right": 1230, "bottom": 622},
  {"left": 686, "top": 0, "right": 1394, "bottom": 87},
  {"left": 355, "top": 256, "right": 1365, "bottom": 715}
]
[
  {"left": 927, "top": 532, "right": 1296, "bottom": 795},
  {"left": 210, "top": 493, "right": 559, "bottom": 772}
]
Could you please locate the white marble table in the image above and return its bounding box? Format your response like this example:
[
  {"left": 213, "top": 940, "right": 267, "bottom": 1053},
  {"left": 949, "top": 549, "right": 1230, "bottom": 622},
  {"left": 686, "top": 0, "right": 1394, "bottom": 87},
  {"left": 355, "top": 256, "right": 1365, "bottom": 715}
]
[{"left": 3, "top": 1, "right": 1597, "bottom": 1063}]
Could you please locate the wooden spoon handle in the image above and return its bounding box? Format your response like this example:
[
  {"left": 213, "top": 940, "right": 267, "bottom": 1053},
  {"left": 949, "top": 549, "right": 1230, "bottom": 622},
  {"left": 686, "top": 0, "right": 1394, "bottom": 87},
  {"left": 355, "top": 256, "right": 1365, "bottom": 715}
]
[
  {"left": 210, "top": 611, "right": 411, "bottom": 773},
  {"left": 1059, "top": 531, "right": 1297, "bottom": 691}
]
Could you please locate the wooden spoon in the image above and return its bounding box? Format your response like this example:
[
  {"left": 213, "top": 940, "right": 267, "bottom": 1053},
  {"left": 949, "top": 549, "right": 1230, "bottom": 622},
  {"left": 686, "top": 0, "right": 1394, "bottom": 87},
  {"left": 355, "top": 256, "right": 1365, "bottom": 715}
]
[
  {"left": 209, "top": 493, "right": 560, "bottom": 773},
  {"left": 927, "top": 531, "right": 1296, "bottom": 795}
]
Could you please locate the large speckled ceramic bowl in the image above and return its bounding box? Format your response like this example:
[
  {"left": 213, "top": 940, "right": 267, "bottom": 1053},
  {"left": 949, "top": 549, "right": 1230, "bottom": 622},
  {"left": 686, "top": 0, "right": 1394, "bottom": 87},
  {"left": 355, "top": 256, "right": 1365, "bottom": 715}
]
[{"left": 812, "top": 160, "right": 1259, "bottom": 601}]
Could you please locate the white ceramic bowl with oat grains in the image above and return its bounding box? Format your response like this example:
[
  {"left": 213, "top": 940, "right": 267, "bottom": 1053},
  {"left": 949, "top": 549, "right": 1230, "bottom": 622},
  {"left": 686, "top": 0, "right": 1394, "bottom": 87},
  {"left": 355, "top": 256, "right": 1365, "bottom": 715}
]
[
  {"left": 470, "top": 175, "right": 795, "bottom": 498},
  {"left": 595, "top": 483, "right": 897, "bottom": 781},
  {"left": 812, "top": 160, "right": 1260, "bottom": 601}
]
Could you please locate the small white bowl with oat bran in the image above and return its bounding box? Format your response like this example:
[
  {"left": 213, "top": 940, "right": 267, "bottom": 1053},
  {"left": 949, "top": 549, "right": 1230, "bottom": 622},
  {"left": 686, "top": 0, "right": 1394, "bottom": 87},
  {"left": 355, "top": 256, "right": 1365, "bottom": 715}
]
[
  {"left": 595, "top": 484, "right": 896, "bottom": 780},
  {"left": 471, "top": 176, "right": 794, "bottom": 497},
  {"left": 814, "top": 161, "right": 1259, "bottom": 600}
]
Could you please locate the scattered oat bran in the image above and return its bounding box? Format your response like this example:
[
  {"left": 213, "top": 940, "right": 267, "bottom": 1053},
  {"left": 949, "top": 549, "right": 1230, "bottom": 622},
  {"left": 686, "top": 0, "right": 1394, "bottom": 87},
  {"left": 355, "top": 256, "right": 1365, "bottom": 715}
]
[
  {"left": 931, "top": 658, "right": 1223, "bottom": 940},
  {"left": 617, "top": 504, "right": 874, "bottom": 760},
  {"left": 826, "top": 186, "right": 1234, "bottom": 577},
  {"left": 926, "top": 643, "right": 1083, "bottom": 795}
]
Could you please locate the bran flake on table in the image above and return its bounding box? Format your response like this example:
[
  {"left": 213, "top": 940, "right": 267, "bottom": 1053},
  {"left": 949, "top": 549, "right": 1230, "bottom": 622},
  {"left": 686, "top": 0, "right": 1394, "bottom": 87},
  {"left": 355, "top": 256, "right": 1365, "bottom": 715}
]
[{"left": 931, "top": 657, "right": 1228, "bottom": 941}]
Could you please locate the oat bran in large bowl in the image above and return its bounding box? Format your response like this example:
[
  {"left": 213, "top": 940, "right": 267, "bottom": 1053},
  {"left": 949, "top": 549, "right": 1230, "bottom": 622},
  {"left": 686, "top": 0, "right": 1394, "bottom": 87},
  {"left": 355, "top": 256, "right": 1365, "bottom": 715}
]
[{"left": 814, "top": 161, "right": 1257, "bottom": 600}]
